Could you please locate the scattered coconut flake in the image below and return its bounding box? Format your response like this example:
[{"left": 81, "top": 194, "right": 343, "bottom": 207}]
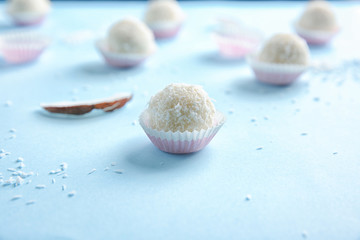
[
  {"left": 35, "top": 184, "right": 46, "bottom": 189},
  {"left": 88, "top": 168, "right": 96, "bottom": 175},
  {"left": 301, "top": 133, "right": 308, "bottom": 136},
  {"left": 264, "top": 116, "right": 269, "bottom": 120},
  {"left": 14, "top": 176, "right": 24, "bottom": 186},
  {"left": 26, "top": 200, "right": 36, "bottom": 205},
  {"left": 49, "top": 169, "right": 61, "bottom": 175},
  {"left": 16, "top": 157, "right": 24, "bottom": 162},
  {"left": 114, "top": 169, "right": 124, "bottom": 174},
  {"left": 62, "top": 184, "right": 66, "bottom": 191},
  {"left": 9, "top": 134, "right": 16, "bottom": 139},
  {"left": 104, "top": 167, "right": 109, "bottom": 171},
  {"left": 313, "top": 97, "right": 320, "bottom": 102},
  {"left": 9, "top": 128, "right": 16, "bottom": 133},
  {"left": 333, "top": 152, "right": 338, "bottom": 155},
  {"left": 68, "top": 191, "right": 76, "bottom": 197},
  {"left": 27, "top": 180, "right": 32, "bottom": 184},
  {"left": 131, "top": 120, "right": 138, "bottom": 126},
  {"left": 7, "top": 168, "right": 17, "bottom": 172},
  {"left": 62, "top": 174, "right": 68, "bottom": 179},
  {"left": 302, "top": 231, "right": 308, "bottom": 238},
  {"left": 56, "top": 171, "right": 65, "bottom": 176},
  {"left": 256, "top": 147, "right": 263, "bottom": 150},
  {"left": 245, "top": 194, "right": 252, "bottom": 201},
  {"left": 52, "top": 178, "right": 56, "bottom": 184},
  {"left": 111, "top": 162, "right": 117, "bottom": 166},
  {"left": 11, "top": 195, "right": 22, "bottom": 201},
  {"left": 3, "top": 177, "right": 15, "bottom": 186},
  {"left": 18, "top": 162, "right": 25, "bottom": 169},
  {"left": 250, "top": 118, "right": 256, "bottom": 122},
  {"left": 60, "top": 162, "right": 68, "bottom": 171},
  {"left": 0, "top": 149, "right": 4, "bottom": 153},
  {"left": 228, "top": 108, "right": 234, "bottom": 114}
]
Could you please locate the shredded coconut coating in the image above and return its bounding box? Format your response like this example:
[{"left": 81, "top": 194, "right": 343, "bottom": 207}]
[
  {"left": 145, "top": 0, "right": 184, "bottom": 24},
  {"left": 107, "top": 17, "right": 155, "bottom": 54},
  {"left": 258, "top": 33, "right": 309, "bottom": 65},
  {"left": 298, "top": 0, "right": 337, "bottom": 31},
  {"left": 146, "top": 83, "right": 216, "bottom": 132},
  {"left": 7, "top": 0, "right": 51, "bottom": 14}
]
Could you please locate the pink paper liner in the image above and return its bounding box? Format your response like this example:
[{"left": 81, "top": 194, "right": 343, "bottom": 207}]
[
  {"left": 139, "top": 111, "right": 225, "bottom": 154},
  {"left": 0, "top": 31, "right": 50, "bottom": 64},
  {"left": 152, "top": 25, "right": 181, "bottom": 39},
  {"left": 148, "top": 22, "right": 183, "bottom": 39},
  {"left": 95, "top": 39, "right": 155, "bottom": 68},
  {"left": 212, "top": 17, "right": 263, "bottom": 58},
  {"left": 214, "top": 33, "right": 262, "bottom": 59},
  {"left": 294, "top": 23, "right": 339, "bottom": 45},
  {"left": 13, "top": 16, "right": 45, "bottom": 26},
  {"left": 247, "top": 55, "right": 308, "bottom": 85}
]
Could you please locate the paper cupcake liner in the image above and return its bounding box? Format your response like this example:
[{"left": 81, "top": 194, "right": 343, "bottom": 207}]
[
  {"left": 95, "top": 39, "right": 155, "bottom": 68},
  {"left": 247, "top": 55, "right": 308, "bottom": 85},
  {"left": 139, "top": 111, "right": 225, "bottom": 154},
  {"left": 214, "top": 33, "right": 262, "bottom": 59},
  {"left": 8, "top": 11, "right": 47, "bottom": 26},
  {"left": 212, "top": 17, "right": 263, "bottom": 58},
  {"left": 294, "top": 23, "right": 339, "bottom": 45},
  {"left": 0, "top": 31, "right": 50, "bottom": 64},
  {"left": 148, "top": 22, "right": 183, "bottom": 39}
]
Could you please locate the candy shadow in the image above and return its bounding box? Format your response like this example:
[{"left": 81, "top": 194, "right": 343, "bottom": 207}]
[
  {"left": 123, "top": 136, "right": 207, "bottom": 173},
  {"left": 73, "top": 61, "right": 146, "bottom": 80},
  {"left": 230, "top": 76, "right": 308, "bottom": 101},
  {"left": 200, "top": 51, "right": 246, "bottom": 65}
]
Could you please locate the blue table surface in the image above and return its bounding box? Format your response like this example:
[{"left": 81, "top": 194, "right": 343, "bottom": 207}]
[{"left": 1, "top": 1, "right": 360, "bottom": 240}]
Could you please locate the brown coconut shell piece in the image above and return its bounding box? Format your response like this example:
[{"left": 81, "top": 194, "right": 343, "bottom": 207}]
[{"left": 41, "top": 93, "right": 132, "bottom": 115}]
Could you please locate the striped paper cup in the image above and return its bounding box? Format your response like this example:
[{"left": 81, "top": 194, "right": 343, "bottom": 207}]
[
  {"left": 139, "top": 111, "right": 225, "bottom": 154},
  {"left": 294, "top": 22, "right": 339, "bottom": 46},
  {"left": 247, "top": 55, "right": 309, "bottom": 85},
  {"left": 95, "top": 39, "right": 155, "bottom": 68},
  {"left": 0, "top": 31, "right": 50, "bottom": 64}
]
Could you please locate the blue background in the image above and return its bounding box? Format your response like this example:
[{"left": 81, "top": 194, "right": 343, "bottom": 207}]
[{"left": 0, "top": 1, "right": 360, "bottom": 239}]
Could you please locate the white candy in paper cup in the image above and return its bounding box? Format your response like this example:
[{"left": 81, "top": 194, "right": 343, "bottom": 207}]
[
  {"left": 0, "top": 31, "right": 50, "bottom": 64},
  {"left": 247, "top": 55, "right": 308, "bottom": 85},
  {"left": 95, "top": 39, "right": 155, "bottom": 68},
  {"left": 294, "top": 22, "right": 339, "bottom": 46},
  {"left": 139, "top": 111, "right": 225, "bottom": 154}
]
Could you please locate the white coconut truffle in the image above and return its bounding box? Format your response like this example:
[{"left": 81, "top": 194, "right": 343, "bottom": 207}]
[
  {"left": 7, "top": 0, "right": 51, "bottom": 15},
  {"left": 145, "top": 0, "right": 184, "bottom": 25},
  {"left": 258, "top": 33, "right": 309, "bottom": 65},
  {"left": 145, "top": 83, "right": 216, "bottom": 132},
  {"left": 298, "top": 0, "right": 337, "bottom": 31},
  {"left": 107, "top": 17, "right": 156, "bottom": 55}
]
